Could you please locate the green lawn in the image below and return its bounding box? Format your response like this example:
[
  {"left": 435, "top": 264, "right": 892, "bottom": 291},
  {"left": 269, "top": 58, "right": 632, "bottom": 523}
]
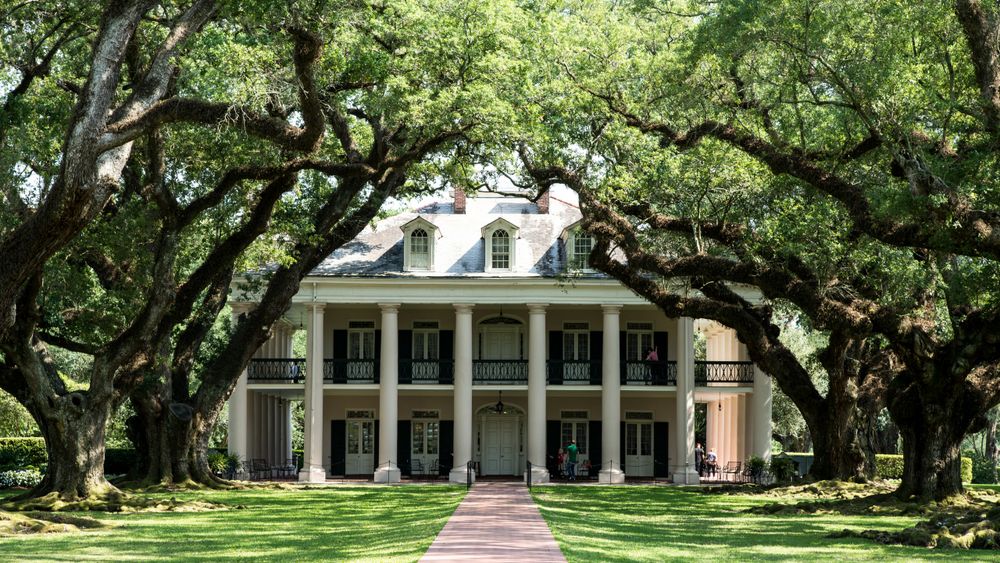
[
  {"left": 0, "top": 485, "right": 465, "bottom": 562},
  {"left": 531, "top": 485, "right": 993, "bottom": 562}
]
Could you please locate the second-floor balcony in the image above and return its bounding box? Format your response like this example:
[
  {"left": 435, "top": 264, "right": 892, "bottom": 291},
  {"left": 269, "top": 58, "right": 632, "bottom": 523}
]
[{"left": 246, "top": 359, "right": 755, "bottom": 387}]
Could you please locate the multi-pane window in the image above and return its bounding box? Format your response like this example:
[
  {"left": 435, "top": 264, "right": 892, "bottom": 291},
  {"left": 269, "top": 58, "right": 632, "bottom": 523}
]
[
  {"left": 560, "top": 417, "right": 588, "bottom": 455},
  {"left": 410, "top": 228, "right": 430, "bottom": 269},
  {"left": 491, "top": 229, "right": 510, "bottom": 270},
  {"left": 626, "top": 322, "right": 654, "bottom": 361},
  {"left": 413, "top": 324, "right": 439, "bottom": 360},
  {"left": 562, "top": 323, "right": 590, "bottom": 361},
  {"left": 571, "top": 231, "right": 593, "bottom": 269},
  {"left": 412, "top": 410, "right": 439, "bottom": 455},
  {"left": 348, "top": 320, "right": 376, "bottom": 359}
]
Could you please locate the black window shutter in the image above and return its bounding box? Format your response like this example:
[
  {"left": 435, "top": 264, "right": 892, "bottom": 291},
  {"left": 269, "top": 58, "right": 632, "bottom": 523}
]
[
  {"left": 333, "top": 330, "right": 348, "bottom": 359},
  {"left": 619, "top": 331, "right": 627, "bottom": 362},
  {"left": 548, "top": 331, "right": 563, "bottom": 384},
  {"left": 547, "top": 420, "right": 561, "bottom": 475},
  {"left": 654, "top": 421, "right": 669, "bottom": 478},
  {"left": 589, "top": 420, "right": 602, "bottom": 474},
  {"left": 620, "top": 421, "right": 626, "bottom": 473},
  {"left": 439, "top": 420, "right": 454, "bottom": 475},
  {"left": 654, "top": 332, "right": 668, "bottom": 359},
  {"left": 399, "top": 330, "right": 413, "bottom": 384},
  {"left": 439, "top": 330, "right": 455, "bottom": 383},
  {"left": 330, "top": 420, "right": 346, "bottom": 476},
  {"left": 398, "top": 420, "right": 411, "bottom": 476},
  {"left": 590, "top": 331, "right": 603, "bottom": 384}
]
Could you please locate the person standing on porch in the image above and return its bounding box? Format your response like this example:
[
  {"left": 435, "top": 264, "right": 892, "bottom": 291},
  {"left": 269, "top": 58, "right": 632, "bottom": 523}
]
[
  {"left": 695, "top": 442, "right": 705, "bottom": 475},
  {"left": 645, "top": 347, "right": 659, "bottom": 361},
  {"left": 566, "top": 440, "right": 578, "bottom": 481}
]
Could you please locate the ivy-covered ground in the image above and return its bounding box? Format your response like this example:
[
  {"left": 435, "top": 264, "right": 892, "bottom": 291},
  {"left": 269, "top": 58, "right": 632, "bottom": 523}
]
[
  {"left": 532, "top": 483, "right": 1000, "bottom": 561},
  {"left": 0, "top": 485, "right": 465, "bottom": 561}
]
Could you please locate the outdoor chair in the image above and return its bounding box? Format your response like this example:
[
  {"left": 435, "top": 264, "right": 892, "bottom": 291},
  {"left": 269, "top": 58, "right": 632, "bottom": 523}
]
[
  {"left": 411, "top": 459, "right": 425, "bottom": 477},
  {"left": 250, "top": 458, "right": 271, "bottom": 480},
  {"left": 722, "top": 461, "right": 742, "bottom": 482}
]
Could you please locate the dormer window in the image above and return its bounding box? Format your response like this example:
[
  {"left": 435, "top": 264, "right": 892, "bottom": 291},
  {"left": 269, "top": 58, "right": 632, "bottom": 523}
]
[
  {"left": 401, "top": 217, "right": 439, "bottom": 272},
  {"left": 491, "top": 229, "right": 510, "bottom": 269},
  {"left": 482, "top": 218, "right": 519, "bottom": 272},
  {"left": 570, "top": 230, "right": 593, "bottom": 270},
  {"left": 562, "top": 220, "right": 595, "bottom": 272}
]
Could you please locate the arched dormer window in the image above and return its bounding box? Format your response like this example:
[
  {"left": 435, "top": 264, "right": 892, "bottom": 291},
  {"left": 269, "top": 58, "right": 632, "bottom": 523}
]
[
  {"left": 482, "top": 218, "right": 519, "bottom": 272},
  {"left": 491, "top": 229, "right": 510, "bottom": 270},
  {"left": 401, "top": 217, "right": 439, "bottom": 272}
]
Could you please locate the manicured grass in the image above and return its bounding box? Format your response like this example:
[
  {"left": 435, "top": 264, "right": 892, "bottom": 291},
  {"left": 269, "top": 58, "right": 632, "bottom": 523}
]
[
  {"left": 531, "top": 485, "right": 990, "bottom": 561},
  {"left": 0, "top": 485, "right": 465, "bottom": 561}
]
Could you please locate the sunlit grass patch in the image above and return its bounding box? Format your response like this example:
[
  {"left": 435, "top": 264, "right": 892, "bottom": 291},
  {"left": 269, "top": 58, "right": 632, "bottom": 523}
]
[
  {"left": 531, "top": 485, "right": 989, "bottom": 561},
  {"left": 0, "top": 485, "right": 465, "bottom": 561}
]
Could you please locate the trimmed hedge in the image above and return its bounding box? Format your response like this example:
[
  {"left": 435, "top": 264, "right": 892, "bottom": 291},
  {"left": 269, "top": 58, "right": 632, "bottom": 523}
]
[
  {"left": 0, "top": 437, "right": 46, "bottom": 471},
  {"left": 875, "top": 454, "right": 973, "bottom": 484}
]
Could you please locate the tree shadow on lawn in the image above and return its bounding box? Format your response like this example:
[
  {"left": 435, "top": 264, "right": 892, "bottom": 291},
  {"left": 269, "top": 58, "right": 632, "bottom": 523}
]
[
  {"left": 0, "top": 486, "right": 466, "bottom": 561},
  {"left": 532, "top": 486, "right": 986, "bottom": 561}
]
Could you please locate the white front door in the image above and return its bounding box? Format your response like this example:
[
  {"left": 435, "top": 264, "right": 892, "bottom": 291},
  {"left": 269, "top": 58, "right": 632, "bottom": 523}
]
[
  {"left": 625, "top": 421, "right": 653, "bottom": 477},
  {"left": 346, "top": 420, "right": 374, "bottom": 474},
  {"left": 482, "top": 415, "right": 519, "bottom": 475}
]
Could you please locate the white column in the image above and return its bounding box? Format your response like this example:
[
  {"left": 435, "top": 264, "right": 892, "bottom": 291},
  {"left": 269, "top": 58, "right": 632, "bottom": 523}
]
[
  {"left": 752, "top": 366, "right": 773, "bottom": 461},
  {"left": 285, "top": 400, "right": 294, "bottom": 463},
  {"left": 673, "top": 317, "right": 699, "bottom": 484},
  {"left": 600, "top": 305, "right": 625, "bottom": 483},
  {"left": 375, "top": 303, "right": 401, "bottom": 483},
  {"left": 705, "top": 401, "right": 715, "bottom": 456},
  {"left": 738, "top": 394, "right": 748, "bottom": 461},
  {"left": 726, "top": 397, "right": 737, "bottom": 466},
  {"left": 299, "top": 303, "right": 326, "bottom": 482},
  {"left": 450, "top": 304, "right": 476, "bottom": 483},
  {"left": 228, "top": 305, "right": 250, "bottom": 463},
  {"left": 526, "top": 304, "right": 549, "bottom": 483}
]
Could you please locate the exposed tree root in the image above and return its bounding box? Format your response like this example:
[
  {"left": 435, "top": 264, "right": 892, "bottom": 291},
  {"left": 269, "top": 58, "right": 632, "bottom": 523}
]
[
  {"left": 830, "top": 505, "right": 1000, "bottom": 550},
  {"left": 744, "top": 481, "right": 997, "bottom": 517},
  {"left": 1, "top": 489, "right": 228, "bottom": 513},
  {"left": 0, "top": 510, "right": 108, "bottom": 535}
]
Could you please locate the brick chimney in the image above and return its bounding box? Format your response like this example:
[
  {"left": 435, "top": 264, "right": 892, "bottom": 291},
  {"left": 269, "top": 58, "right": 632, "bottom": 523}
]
[
  {"left": 537, "top": 189, "right": 550, "bottom": 214},
  {"left": 453, "top": 189, "right": 466, "bottom": 214}
]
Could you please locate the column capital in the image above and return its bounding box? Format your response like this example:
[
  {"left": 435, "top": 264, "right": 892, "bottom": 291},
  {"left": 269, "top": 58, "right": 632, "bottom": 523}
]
[
  {"left": 526, "top": 303, "right": 548, "bottom": 313},
  {"left": 453, "top": 303, "right": 475, "bottom": 314},
  {"left": 306, "top": 302, "right": 326, "bottom": 311},
  {"left": 601, "top": 304, "right": 623, "bottom": 314},
  {"left": 378, "top": 302, "right": 401, "bottom": 313}
]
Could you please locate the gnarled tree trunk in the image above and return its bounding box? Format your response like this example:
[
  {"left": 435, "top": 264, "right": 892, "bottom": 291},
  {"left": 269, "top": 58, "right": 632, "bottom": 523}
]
[{"left": 803, "top": 400, "right": 872, "bottom": 481}]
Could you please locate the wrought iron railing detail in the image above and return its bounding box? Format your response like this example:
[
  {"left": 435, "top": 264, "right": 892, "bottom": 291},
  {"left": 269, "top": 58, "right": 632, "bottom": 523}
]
[
  {"left": 695, "top": 361, "right": 754, "bottom": 385},
  {"left": 472, "top": 360, "right": 528, "bottom": 384},
  {"left": 546, "top": 360, "right": 602, "bottom": 385},
  {"left": 399, "top": 359, "right": 454, "bottom": 384},
  {"left": 247, "top": 358, "right": 306, "bottom": 383},
  {"left": 324, "top": 359, "right": 379, "bottom": 384},
  {"left": 621, "top": 361, "right": 677, "bottom": 386}
]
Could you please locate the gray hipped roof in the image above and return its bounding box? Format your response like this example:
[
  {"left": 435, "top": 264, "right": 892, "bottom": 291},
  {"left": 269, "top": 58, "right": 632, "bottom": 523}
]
[{"left": 310, "top": 186, "right": 588, "bottom": 278}]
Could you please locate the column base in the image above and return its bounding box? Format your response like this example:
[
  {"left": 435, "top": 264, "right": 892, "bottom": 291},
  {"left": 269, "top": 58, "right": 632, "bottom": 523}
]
[
  {"left": 524, "top": 466, "right": 550, "bottom": 484},
  {"left": 448, "top": 466, "right": 476, "bottom": 485},
  {"left": 374, "top": 466, "right": 401, "bottom": 484},
  {"left": 598, "top": 467, "right": 626, "bottom": 484},
  {"left": 671, "top": 468, "right": 701, "bottom": 485},
  {"left": 298, "top": 466, "right": 327, "bottom": 483}
]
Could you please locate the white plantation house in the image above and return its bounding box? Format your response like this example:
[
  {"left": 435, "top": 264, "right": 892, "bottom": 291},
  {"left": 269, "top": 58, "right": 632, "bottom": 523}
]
[{"left": 226, "top": 186, "right": 772, "bottom": 484}]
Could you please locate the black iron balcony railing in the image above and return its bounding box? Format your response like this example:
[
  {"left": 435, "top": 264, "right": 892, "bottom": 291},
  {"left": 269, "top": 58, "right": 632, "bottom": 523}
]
[
  {"left": 324, "top": 359, "right": 380, "bottom": 384},
  {"left": 473, "top": 360, "right": 528, "bottom": 384},
  {"left": 547, "top": 360, "right": 602, "bottom": 385},
  {"left": 399, "top": 359, "right": 455, "bottom": 384},
  {"left": 247, "top": 358, "right": 306, "bottom": 383},
  {"left": 695, "top": 361, "right": 754, "bottom": 385},
  {"left": 621, "top": 360, "right": 678, "bottom": 386}
]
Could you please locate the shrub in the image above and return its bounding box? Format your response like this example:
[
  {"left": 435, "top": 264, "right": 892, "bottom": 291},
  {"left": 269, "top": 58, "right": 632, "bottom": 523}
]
[
  {"left": 207, "top": 451, "right": 241, "bottom": 475},
  {"left": 0, "top": 437, "right": 47, "bottom": 471},
  {"left": 0, "top": 468, "right": 42, "bottom": 489},
  {"left": 971, "top": 453, "right": 998, "bottom": 484},
  {"left": 770, "top": 456, "right": 797, "bottom": 482},
  {"left": 875, "top": 454, "right": 973, "bottom": 483}
]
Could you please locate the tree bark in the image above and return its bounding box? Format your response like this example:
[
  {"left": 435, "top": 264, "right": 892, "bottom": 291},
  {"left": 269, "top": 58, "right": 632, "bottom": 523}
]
[
  {"left": 803, "top": 400, "right": 872, "bottom": 481},
  {"left": 23, "top": 395, "right": 117, "bottom": 502}
]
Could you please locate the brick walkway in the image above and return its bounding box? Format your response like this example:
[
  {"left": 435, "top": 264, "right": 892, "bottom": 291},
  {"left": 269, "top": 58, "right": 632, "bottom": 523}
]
[{"left": 421, "top": 482, "right": 566, "bottom": 562}]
